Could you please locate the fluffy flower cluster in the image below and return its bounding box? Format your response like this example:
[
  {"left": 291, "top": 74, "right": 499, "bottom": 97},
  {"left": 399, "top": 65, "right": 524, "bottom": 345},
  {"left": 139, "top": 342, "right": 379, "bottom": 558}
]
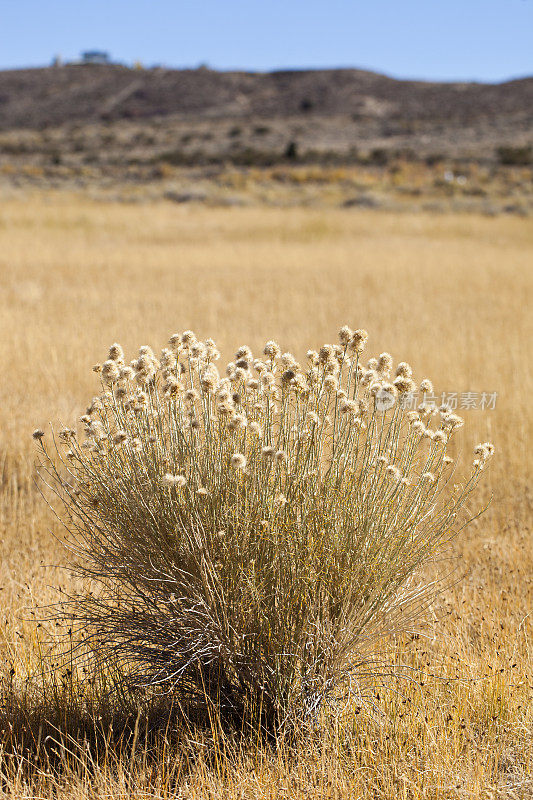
[{"left": 73, "top": 327, "right": 490, "bottom": 493}]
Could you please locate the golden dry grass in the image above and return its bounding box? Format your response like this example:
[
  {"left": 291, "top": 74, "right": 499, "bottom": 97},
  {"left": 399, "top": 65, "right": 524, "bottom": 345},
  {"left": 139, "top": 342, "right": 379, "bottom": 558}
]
[{"left": 0, "top": 194, "right": 531, "bottom": 798}]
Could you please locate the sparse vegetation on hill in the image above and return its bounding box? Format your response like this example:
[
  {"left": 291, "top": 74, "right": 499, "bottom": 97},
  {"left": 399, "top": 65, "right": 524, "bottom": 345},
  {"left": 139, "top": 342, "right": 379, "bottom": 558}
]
[
  {"left": 0, "top": 65, "right": 531, "bottom": 212},
  {"left": 0, "top": 65, "right": 531, "bottom": 131}
]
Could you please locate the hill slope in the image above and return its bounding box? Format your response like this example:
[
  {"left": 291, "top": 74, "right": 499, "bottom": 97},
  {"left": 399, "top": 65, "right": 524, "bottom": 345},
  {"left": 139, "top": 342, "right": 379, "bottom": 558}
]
[{"left": 0, "top": 64, "right": 532, "bottom": 130}]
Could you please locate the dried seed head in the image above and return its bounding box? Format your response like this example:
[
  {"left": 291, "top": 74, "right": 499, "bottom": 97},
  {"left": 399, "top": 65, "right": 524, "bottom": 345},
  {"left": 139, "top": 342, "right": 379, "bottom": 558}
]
[
  {"left": 249, "top": 421, "right": 262, "bottom": 437},
  {"left": 306, "top": 350, "right": 319, "bottom": 365},
  {"left": 386, "top": 465, "right": 401, "bottom": 482},
  {"left": 231, "top": 453, "right": 247, "bottom": 470},
  {"left": 108, "top": 343, "right": 124, "bottom": 362},
  {"left": 169, "top": 333, "right": 182, "bottom": 351},
  {"left": 160, "top": 348, "right": 177, "bottom": 370},
  {"left": 324, "top": 357, "right": 339, "bottom": 377},
  {"left": 263, "top": 340, "right": 281, "bottom": 360},
  {"left": 324, "top": 374, "right": 338, "bottom": 392},
  {"left": 349, "top": 329, "right": 368, "bottom": 353},
  {"left": 319, "top": 345, "right": 335, "bottom": 364},
  {"left": 228, "top": 413, "right": 247, "bottom": 431},
  {"left": 377, "top": 352, "right": 393, "bottom": 376},
  {"left": 87, "top": 396, "right": 103, "bottom": 414},
  {"left": 357, "top": 398, "right": 369, "bottom": 415},
  {"left": 307, "top": 367, "right": 319, "bottom": 385},
  {"left": 443, "top": 413, "right": 464, "bottom": 430},
  {"left": 87, "top": 420, "right": 106, "bottom": 439},
  {"left": 396, "top": 362, "right": 412, "bottom": 378},
  {"left": 474, "top": 442, "right": 495, "bottom": 461},
  {"left": 261, "top": 445, "right": 275, "bottom": 459},
  {"left": 102, "top": 360, "right": 121, "bottom": 386},
  {"left": 112, "top": 431, "right": 128, "bottom": 446},
  {"left": 217, "top": 400, "right": 234, "bottom": 417},
  {"left": 32, "top": 429, "right": 45, "bottom": 440},
  {"left": 421, "top": 472, "right": 435, "bottom": 484},
  {"left": 184, "top": 389, "right": 200, "bottom": 404},
  {"left": 253, "top": 359, "right": 267, "bottom": 373},
  {"left": 163, "top": 376, "right": 180, "bottom": 398},
  {"left": 162, "top": 473, "right": 186, "bottom": 488},
  {"left": 419, "top": 379, "right": 434, "bottom": 395},
  {"left": 261, "top": 371, "right": 275, "bottom": 388},
  {"left": 281, "top": 369, "right": 296, "bottom": 385},
  {"left": 235, "top": 345, "right": 253, "bottom": 363},
  {"left": 339, "top": 398, "right": 358, "bottom": 415},
  {"left": 274, "top": 449, "right": 287, "bottom": 464},
  {"left": 138, "top": 345, "right": 157, "bottom": 362},
  {"left": 393, "top": 376, "right": 416, "bottom": 394},
  {"left": 338, "top": 325, "right": 353, "bottom": 347},
  {"left": 181, "top": 330, "right": 197, "bottom": 347},
  {"left": 205, "top": 338, "right": 220, "bottom": 360},
  {"left": 281, "top": 352, "right": 298, "bottom": 370},
  {"left": 200, "top": 365, "right": 220, "bottom": 393},
  {"left": 191, "top": 341, "right": 206, "bottom": 360}
]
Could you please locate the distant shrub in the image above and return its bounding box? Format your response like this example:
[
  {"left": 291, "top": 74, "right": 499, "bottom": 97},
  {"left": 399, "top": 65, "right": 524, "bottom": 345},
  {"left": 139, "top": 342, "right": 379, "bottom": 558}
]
[
  {"left": 284, "top": 140, "right": 298, "bottom": 161},
  {"left": 367, "top": 148, "right": 389, "bottom": 166},
  {"left": 425, "top": 153, "right": 444, "bottom": 167},
  {"left": 230, "top": 148, "right": 278, "bottom": 167},
  {"left": 36, "top": 328, "right": 492, "bottom": 731},
  {"left": 300, "top": 98, "right": 314, "bottom": 113},
  {"left": 496, "top": 145, "right": 532, "bottom": 166}
]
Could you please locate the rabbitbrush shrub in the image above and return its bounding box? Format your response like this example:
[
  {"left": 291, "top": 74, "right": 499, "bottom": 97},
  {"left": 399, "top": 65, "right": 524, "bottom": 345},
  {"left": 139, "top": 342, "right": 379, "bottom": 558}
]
[{"left": 35, "top": 327, "right": 493, "bottom": 729}]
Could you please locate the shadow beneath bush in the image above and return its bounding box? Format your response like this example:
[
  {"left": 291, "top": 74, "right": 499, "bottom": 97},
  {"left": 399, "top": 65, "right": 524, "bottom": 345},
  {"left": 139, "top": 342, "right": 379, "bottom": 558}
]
[{"left": 0, "top": 667, "right": 259, "bottom": 785}]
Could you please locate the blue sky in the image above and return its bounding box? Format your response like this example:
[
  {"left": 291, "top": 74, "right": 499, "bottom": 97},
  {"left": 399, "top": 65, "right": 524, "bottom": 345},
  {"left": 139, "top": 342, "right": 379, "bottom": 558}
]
[{"left": 1, "top": 0, "right": 532, "bottom": 82}]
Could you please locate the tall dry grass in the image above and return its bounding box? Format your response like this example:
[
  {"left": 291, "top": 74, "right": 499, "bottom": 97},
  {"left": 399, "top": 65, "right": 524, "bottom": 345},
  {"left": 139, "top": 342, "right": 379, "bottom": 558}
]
[{"left": 0, "top": 194, "right": 531, "bottom": 798}]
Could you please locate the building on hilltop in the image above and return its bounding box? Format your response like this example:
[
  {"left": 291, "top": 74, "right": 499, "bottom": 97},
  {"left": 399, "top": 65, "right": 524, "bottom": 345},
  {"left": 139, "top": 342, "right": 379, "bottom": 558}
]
[{"left": 81, "top": 51, "right": 110, "bottom": 65}]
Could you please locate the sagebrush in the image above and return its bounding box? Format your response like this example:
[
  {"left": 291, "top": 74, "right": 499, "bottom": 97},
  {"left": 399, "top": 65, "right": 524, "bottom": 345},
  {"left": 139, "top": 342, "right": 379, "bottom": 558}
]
[{"left": 36, "top": 326, "right": 493, "bottom": 729}]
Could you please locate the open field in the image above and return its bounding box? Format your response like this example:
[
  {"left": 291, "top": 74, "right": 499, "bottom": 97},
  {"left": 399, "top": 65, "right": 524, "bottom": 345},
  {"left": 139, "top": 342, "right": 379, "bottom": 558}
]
[{"left": 0, "top": 196, "right": 532, "bottom": 798}]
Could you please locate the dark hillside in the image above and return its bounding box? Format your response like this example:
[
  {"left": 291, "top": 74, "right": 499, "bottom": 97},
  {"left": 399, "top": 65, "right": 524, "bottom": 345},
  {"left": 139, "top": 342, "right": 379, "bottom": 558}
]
[{"left": 0, "top": 65, "right": 531, "bottom": 130}]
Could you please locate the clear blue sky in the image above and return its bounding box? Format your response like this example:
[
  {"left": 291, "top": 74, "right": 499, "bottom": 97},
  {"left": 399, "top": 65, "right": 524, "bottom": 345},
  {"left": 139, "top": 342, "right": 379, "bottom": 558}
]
[{"left": 1, "top": 0, "right": 532, "bottom": 82}]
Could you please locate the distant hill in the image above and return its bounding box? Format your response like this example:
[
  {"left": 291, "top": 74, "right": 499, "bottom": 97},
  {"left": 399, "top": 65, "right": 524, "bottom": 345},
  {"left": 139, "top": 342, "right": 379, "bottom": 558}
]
[{"left": 0, "top": 64, "right": 531, "bottom": 130}]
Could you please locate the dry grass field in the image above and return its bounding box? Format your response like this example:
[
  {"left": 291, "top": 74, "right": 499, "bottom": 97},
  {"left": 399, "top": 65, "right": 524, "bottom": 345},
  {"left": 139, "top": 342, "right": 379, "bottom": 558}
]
[{"left": 0, "top": 194, "right": 531, "bottom": 798}]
